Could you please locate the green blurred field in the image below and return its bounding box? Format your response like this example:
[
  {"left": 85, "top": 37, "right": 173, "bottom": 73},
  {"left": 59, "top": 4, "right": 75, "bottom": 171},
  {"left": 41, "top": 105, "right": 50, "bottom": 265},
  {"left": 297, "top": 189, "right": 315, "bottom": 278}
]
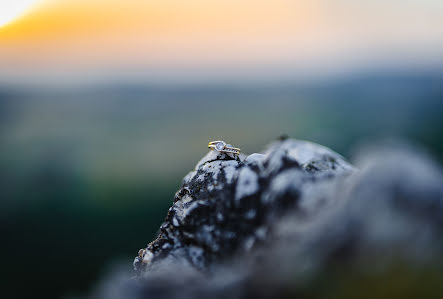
[{"left": 1, "top": 71, "right": 443, "bottom": 299}]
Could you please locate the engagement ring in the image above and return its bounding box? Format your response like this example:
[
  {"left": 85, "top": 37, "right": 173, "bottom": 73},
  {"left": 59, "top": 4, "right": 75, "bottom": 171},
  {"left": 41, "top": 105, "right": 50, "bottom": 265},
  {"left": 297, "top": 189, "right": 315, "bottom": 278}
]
[{"left": 208, "top": 140, "right": 241, "bottom": 155}]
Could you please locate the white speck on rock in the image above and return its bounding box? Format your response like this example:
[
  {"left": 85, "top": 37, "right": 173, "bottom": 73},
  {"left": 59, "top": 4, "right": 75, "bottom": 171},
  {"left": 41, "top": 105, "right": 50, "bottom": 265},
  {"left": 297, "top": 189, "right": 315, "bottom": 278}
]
[
  {"left": 162, "top": 243, "right": 171, "bottom": 249},
  {"left": 196, "top": 174, "right": 205, "bottom": 182},
  {"left": 183, "top": 201, "right": 201, "bottom": 218},
  {"left": 235, "top": 167, "right": 259, "bottom": 200},
  {"left": 217, "top": 213, "right": 224, "bottom": 221},
  {"left": 245, "top": 153, "right": 265, "bottom": 164},
  {"left": 183, "top": 170, "right": 197, "bottom": 184},
  {"left": 182, "top": 194, "right": 193, "bottom": 204},
  {"left": 237, "top": 153, "right": 247, "bottom": 162},
  {"left": 262, "top": 169, "right": 304, "bottom": 204},
  {"left": 143, "top": 250, "right": 154, "bottom": 264},
  {"left": 286, "top": 141, "right": 333, "bottom": 165},
  {"left": 245, "top": 209, "right": 257, "bottom": 219},
  {"left": 271, "top": 170, "right": 303, "bottom": 192},
  {"left": 223, "top": 160, "right": 238, "bottom": 183},
  {"left": 201, "top": 160, "right": 224, "bottom": 181},
  {"left": 188, "top": 246, "right": 205, "bottom": 268},
  {"left": 255, "top": 226, "right": 267, "bottom": 240},
  {"left": 243, "top": 237, "right": 255, "bottom": 251}
]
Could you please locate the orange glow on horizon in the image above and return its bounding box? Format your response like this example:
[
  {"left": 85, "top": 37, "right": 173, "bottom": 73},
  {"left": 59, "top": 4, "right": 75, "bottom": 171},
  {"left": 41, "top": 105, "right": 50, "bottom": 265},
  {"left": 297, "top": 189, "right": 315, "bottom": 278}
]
[
  {"left": 0, "top": 0, "right": 320, "bottom": 68},
  {"left": 0, "top": 0, "right": 442, "bottom": 81}
]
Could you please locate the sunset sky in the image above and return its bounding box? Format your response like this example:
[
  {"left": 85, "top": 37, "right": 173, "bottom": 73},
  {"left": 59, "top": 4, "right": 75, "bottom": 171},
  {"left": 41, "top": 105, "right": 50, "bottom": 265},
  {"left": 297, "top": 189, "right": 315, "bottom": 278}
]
[{"left": 0, "top": 0, "right": 442, "bottom": 84}]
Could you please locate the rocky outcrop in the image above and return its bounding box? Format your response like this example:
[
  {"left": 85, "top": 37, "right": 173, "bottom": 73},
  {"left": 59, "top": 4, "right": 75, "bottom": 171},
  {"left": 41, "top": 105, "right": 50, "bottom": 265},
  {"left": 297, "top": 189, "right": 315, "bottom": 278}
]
[
  {"left": 94, "top": 138, "right": 443, "bottom": 299},
  {"left": 133, "top": 138, "right": 354, "bottom": 274}
]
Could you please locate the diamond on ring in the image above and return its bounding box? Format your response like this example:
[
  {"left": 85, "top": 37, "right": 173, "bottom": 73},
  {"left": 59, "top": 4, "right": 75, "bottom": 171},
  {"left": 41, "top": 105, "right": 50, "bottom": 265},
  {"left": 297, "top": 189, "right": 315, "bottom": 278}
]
[
  {"left": 208, "top": 140, "right": 241, "bottom": 155},
  {"left": 215, "top": 141, "right": 226, "bottom": 151}
]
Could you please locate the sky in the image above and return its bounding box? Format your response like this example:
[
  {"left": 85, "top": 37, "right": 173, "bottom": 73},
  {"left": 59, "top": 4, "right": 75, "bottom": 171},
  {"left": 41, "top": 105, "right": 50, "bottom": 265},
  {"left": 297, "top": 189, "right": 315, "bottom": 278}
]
[{"left": 0, "top": 0, "right": 442, "bottom": 84}]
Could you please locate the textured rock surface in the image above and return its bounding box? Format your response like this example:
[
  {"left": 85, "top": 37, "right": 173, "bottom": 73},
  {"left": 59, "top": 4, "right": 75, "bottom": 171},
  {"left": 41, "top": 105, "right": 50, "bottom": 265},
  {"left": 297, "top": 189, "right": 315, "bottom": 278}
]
[
  {"left": 133, "top": 138, "right": 354, "bottom": 274},
  {"left": 92, "top": 138, "right": 443, "bottom": 299}
]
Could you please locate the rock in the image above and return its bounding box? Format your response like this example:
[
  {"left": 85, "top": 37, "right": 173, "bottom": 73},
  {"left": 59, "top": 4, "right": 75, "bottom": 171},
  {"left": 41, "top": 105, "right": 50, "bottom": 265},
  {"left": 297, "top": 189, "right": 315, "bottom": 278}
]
[
  {"left": 92, "top": 139, "right": 443, "bottom": 299},
  {"left": 133, "top": 139, "right": 354, "bottom": 275}
]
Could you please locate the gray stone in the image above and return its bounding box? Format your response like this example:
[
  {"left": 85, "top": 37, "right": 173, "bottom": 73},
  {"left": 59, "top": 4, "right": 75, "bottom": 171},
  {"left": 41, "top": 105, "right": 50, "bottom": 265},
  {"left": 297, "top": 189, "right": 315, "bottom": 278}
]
[
  {"left": 91, "top": 139, "right": 443, "bottom": 299},
  {"left": 133, "top": 139, "right": 354, "bottom": 275}
]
